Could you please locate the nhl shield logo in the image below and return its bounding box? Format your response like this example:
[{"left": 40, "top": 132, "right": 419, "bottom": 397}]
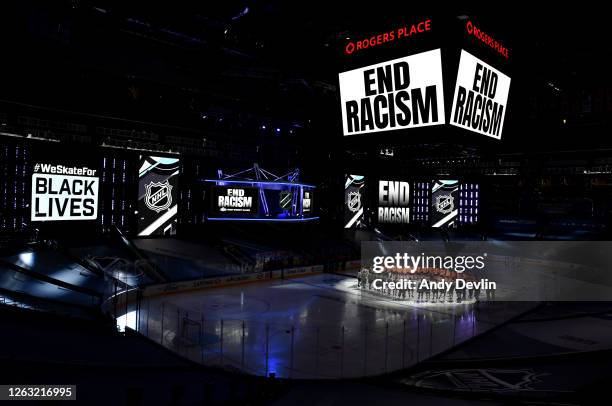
[
  {"left": 145, "top": 180, "right": 173, "bottom": 213},
  {"left": 347, "top": 191, "right": 362, "bottom": 213},
  {"left": 436, "top": 194, "right": 454, "bottom": 214},
  {"left": 410, "top": 368, "right": 546, "bottom": 392}
]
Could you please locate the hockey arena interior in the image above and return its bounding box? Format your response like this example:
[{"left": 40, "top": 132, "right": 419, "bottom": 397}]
[{"left": 1, "top": 2, "right": 612, "bottom": 405}]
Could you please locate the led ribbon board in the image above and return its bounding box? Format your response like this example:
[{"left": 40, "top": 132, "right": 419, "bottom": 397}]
[
  {"left": 137, "top": 156, "right": 180, "bottom": 236},
  {"left": 344, "top": 174, "right": 366, "bottom": 229},
  {"left": 31, "top": 163, "right": 99, "bottom": 221},
  {"left": 431, "top": 180, "right": 459, "bottom": 228},
  {"left": 339, "top": 49, "right": 445, "bottom": 136},
  {"left": 450, "top": 50, "right": 511, "bottom": 139}
]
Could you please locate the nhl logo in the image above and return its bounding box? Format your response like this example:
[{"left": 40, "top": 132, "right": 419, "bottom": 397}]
[
  {"left": 412, "top": 368, "right": 546, "bottom": 392},
  {"left": 347, "top": 191, "right": 362, "bottom": 213},
  {"left": 145, "top": 180, "right": 173, "bottom": 213},
  {"left": 435, "top": 194, "right": 454, "bottom": 214}
]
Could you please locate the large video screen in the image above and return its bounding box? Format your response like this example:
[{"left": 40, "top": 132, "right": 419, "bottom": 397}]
[
  {"left": 344, "top": 174, "right": 366, "bottom": 229},
  {"left": 339, "top": 49, "right": 445, "bottom": 136},
  {"left": 377, "top": 180, "right": 411, "bottom": 224},
  {"left": 302, "top": 189, "right": 313, "bottom": 214},
  {"left": 450, "top": 50, "right": 511, "bottom": 139},
  {"left": 31, "top": 162, "right": 99, "bottom": 222},
  {"left": 211, "top": 185, "right": 259, "bottom": 216},
  {"left": 137, "top": 156, "right": 180, "bottom": 236},
  {"left": 431, "top": 179, "right": 459, "bottom": 228}
]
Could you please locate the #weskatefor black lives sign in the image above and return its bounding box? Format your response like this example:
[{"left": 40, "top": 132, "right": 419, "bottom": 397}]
[
  {"left": 450, "top": 50, "right": 511, "bottom": 139},
  {"left": 339, "top": 49, "right": 445, "bottom": 136},
  {"left": 31, "top": 163, "right": 99, "bottom": 221}
]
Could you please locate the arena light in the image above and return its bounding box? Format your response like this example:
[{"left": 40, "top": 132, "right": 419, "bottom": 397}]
[
  {"left": 116, "top": 310, "right": 137, "bottom": 333},
  {"left": 232, "top": 6, "right": 250, "bottom": 21},
  {"left": 18, "top": 252, "right": 34, "bottom": 268}
]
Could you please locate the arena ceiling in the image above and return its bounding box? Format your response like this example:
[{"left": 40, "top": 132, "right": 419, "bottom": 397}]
[{"left": 0, "top": 1, "right": 610, "bottom": 154}]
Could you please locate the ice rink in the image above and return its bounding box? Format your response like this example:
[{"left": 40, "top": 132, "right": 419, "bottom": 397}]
[{"left": 137, "top": 274, "right": 536, "bottom": 379}]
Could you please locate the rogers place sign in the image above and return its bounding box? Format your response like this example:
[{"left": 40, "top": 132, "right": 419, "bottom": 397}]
[
  {"left": 465, "top": 21, "right": 509, "bottom": 59},
  {"left": 344, "top": 19, "right": 432, "bottom": 55}
]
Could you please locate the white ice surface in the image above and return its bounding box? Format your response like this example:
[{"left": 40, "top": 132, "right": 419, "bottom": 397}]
[{"left": 138, "top": 274, "right": 535, "bottom": 379}]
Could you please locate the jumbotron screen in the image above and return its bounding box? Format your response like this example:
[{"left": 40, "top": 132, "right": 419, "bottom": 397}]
[
  {"left": 339, "top": 49, "right": 445, "bottom": 136},
  {"left": 30, "top": 162, "right": 99, "bottom": 222},
  {"left": 431, "top": 179, "right": 459, "bottom": 228},
  {"left": 211, "top": 185, "right": 259, "bottom": 216},
  {"left": 302, "top": 189, "right": 313, "bottom": 214},
  {"left": 377, "top": 180, "right": 411, "bottom": 224},
  {"left": 206, "top": 181, "right": 316, "bottom": 221},
  {"left": 137, "top": 155, "right": 180, "bottom": 236},
  {"left": 344, "top": 174, "right": 366, "bottom": 229},
  {"left": 450, "top": 50, "right": 511, "bottom": 139}
]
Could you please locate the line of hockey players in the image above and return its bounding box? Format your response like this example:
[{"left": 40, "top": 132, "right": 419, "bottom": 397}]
[{"left": 357, "top": 267, "right": 495, "bottom": 303}]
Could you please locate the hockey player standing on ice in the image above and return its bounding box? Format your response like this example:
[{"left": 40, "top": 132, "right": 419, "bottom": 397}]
[{"left": 448, "top": 280, "right": 456, "bottom": 303}]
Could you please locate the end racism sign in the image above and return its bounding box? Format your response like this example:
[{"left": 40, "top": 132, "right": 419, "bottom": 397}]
[
  {"left": 450, "top": 50, "right": 511, "bottom": 139},
  {"left": 212, "top": 186, "right": 258, "bottom": 215},
  {"left": 31, "top": 163, "right": 99, "bottom": 221},
  {"left": 378, "top": 180, "right": 411, "bottom": 224},
  {"left": 339, "top": 49, "right": 445, "bottom": 136}
]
